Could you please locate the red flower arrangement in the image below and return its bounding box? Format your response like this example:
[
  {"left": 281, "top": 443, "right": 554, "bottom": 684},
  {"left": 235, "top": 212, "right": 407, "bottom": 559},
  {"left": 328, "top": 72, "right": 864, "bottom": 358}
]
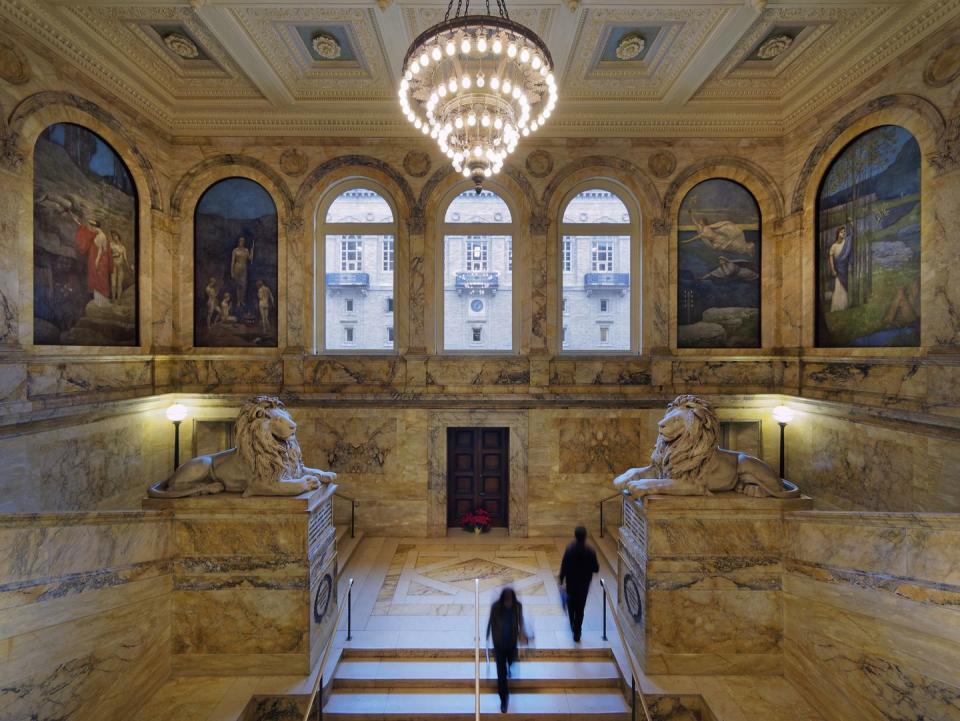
[{"left": 460, "top": 508, "right": 491, "bottom": 533}]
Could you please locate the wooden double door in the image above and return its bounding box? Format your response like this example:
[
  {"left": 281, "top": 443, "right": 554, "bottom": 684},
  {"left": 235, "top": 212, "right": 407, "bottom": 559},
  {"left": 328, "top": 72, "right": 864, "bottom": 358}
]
[{"left": 447, "top": 427, "right": 509, "bottom": 528}]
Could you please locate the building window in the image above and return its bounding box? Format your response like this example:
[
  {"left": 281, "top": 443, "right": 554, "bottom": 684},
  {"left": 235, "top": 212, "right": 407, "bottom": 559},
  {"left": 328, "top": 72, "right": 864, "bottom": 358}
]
[
  {"left": 442, "top": 189, "right": 514, "bottom": 351},
  {"left": 592, "top": 240, "right": 614, "bottom": 272},
  {"left": 465, "top": 238, "right": 489, "bottom": 271},
  {"left": 562, "top": 327, "right": 568, "bottom": 346},
  {"left": 319, "top": 186, "right": 396, "bottom": 351},
  {"left": 387, "top": 327, "right": 394, "bottom": 343},
  {"left": 560, "top": 187, "right": 634, "bottom": 352},
  {"left": 386, "top": 297, "right": 394, "bottom": 313},
  {"left": 340, "top": 237, "right": 363, "bottom": 272},
  {"left": 382, "top": 238, "right": 394, "bottom": 272}
]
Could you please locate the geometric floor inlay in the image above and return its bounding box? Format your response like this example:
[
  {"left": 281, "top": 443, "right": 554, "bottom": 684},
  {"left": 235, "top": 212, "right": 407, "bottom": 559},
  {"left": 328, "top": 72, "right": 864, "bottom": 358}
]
[{"left": 373, "top": 540, "right": 565, "bottom": 618}]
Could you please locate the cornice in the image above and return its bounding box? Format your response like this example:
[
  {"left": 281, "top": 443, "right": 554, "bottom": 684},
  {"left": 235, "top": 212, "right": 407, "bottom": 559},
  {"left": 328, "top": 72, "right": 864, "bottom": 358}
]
[
  {"left": 0, "top": 0, "right": 173, "bottom": 128},
  {"left": 782, "top": 0, "right": 960, "bottom": 132}
]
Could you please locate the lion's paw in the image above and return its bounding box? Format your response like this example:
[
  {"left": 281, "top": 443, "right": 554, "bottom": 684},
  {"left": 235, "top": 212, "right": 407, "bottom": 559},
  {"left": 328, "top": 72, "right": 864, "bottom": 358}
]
[{"left": 303, "top": 475, "right": 320, "bottom": 490}]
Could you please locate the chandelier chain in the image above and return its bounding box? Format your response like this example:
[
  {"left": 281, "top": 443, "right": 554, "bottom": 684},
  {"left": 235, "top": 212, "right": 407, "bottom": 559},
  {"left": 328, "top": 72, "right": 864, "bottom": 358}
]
[{"left": 444, "top": 0, "right": 508, "bottom": 21}]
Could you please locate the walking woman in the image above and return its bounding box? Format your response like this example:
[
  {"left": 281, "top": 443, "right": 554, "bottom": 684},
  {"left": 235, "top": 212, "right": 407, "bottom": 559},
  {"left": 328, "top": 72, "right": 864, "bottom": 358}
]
[{"left": 486, "top": 587, "right": 529, "bottom": 713}]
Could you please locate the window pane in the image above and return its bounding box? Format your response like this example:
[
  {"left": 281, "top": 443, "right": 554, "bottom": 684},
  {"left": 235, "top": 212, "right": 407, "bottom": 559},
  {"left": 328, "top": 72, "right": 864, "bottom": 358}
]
[
  {"left": 444, "top": 234, "right": 512, "bottom": 350},
  {"left": 562, "top": 234, "right": 630, "bottom": 351},
  {"left": 562, "top": 189, "right": 630, "bottom": 224},
  {"left": 444, "top": 190, "right": 512, "bottom": 223},
  {"left": 382, "top": 238, "right": 394, "bottom": 272},
  {"left": 326, "top": 188, "right": 393, "bottom": 223},
  {"left": 325, "top": 234, "right": 395, "bottom": 350}
]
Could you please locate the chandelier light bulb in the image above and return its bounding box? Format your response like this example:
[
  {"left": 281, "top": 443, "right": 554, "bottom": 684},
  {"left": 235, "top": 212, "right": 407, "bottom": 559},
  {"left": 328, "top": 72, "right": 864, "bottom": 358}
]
[
  {"left": 507, "top": 42, "right": 517, "bottom": 58},
  {"left": 432, "top": 46, "right": 442, "bottom": 61},
  {"left": 461, "top": 38, "right": 471, "bottom": 54},
  {"left": 477, "top": 35, "right": 488, "bottom": 52},
  {"left": 467, "top": 113, "right": 476, "bottom": 126},
  {"left": 447, "top": 78, "right": 457, "bottom": 92},
  {"left": 455, "top": 116, "right": 464, "bottom": 129},
  {"left": 420, "top": 51, "right": 429, "bottom": 65},
  {"left": 502, "top": 79, "right": 512, "bottom": 94},
  {"left": 462, "top": 167, "right": 471, "bottom": 177},
  {"left": 446, "top": 40, "right": 455, "bottom": 55},
  {"left": 490, "top": 76, "right": 500, "bottom": 90},
  {"left": 476, "top": 74, "right": 485, "bottom": 87},
  {"left": 492, "top": 38, "right": 503, "bottom": 54},
  {"left": 520, "top": 47, "right": 530, "bottom": 62},
  {"left": 531, "top": 55, "right": 541, "bottom": 69}
]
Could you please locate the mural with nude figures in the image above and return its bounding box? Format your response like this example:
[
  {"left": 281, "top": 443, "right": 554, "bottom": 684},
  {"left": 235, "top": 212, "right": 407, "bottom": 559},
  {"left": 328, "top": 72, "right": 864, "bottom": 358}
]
[
  {"left": 194, "top": 177, "right": 278, "bottom": 347},
  {"left": 677, "top": 179, "right": 761, "bottom": 348},
  {"left": 33, "top": 123, "right": 138, "bottom": 345},
  {"left": 816, "top": 125, "right": 921, "bottom": 347}
]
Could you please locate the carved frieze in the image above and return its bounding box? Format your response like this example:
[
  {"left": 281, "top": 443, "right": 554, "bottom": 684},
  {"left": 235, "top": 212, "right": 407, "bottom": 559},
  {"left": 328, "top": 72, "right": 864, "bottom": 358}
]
[
  {"left": 648, "top": 151, "right": 676, "bottom": 179},
  {"left": 525, "top": 149, "right": 554, "bottom": 178},
  {"left": 0, "top": 39, "right": 30, "bottom": 85},
  {"left": 923, "top": 39, "right": 960, "bottom": 87},
  {"left": 403, "top": 150, "right": 431, "bottom": 178},
  {"left": 279, "top": 149, "right": 308, "bottom": 177}
]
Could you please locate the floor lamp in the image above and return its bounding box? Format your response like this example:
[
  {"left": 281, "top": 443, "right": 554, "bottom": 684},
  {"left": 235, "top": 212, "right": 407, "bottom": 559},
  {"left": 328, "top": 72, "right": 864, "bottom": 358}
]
[
  {"left": 166, "top": 403, "right": 189, "bottom": 472},
  {"left": 772, "top": 405, "right": 794, "bottom": 479}
]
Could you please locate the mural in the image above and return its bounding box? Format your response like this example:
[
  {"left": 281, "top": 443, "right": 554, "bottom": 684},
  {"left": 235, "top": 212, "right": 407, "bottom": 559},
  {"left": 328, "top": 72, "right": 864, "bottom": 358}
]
[
  {"left": 816, "top": 125, "right": 920, "bottom": 347},
  {"left": 677, "top": 179, "right": 761, "bottom": 348},
  {"left": 194, "top": 177, "right": 278, "bottom": 347},
  {"left": 33, "top": 123, "right": 138, "bottom": 345}
]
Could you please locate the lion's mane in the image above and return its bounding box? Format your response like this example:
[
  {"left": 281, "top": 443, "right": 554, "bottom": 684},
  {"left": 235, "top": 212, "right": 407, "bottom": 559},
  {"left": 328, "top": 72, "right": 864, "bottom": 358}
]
[
  {"left": 235, "top": 396, "right": 304, "bottom": 485},
  {"left": 649, "top": 395, "right": 720, "bottom": 490}
]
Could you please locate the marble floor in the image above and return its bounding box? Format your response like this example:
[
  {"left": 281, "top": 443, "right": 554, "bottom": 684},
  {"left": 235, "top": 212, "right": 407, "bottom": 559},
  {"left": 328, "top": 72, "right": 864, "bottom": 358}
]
[{"left": 132, "top": 532, "right": 827, "bottom": 721}]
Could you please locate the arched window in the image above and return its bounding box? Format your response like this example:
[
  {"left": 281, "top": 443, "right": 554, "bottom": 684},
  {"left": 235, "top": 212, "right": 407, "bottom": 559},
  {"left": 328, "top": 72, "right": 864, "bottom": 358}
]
[
  {"left": 194, "top": 177, "right": 278, "bottom": 348},
  {"left": 677, "top": 179, "right": 761, "bottom": 348},
  {"left": 317, "top": 185, "right": 396, "bottom": 351},
  {"left": 559, "top": 187, "right": 634, "bottom": 351},
  {"left": 33, "top": 123, "right": 139, "bottom": 346},
  {"left": 441, "top": 189, "right": 514, "bottom": 351},
  {"left": 816, "top": 125, "right": 920, "bottom": 347}
]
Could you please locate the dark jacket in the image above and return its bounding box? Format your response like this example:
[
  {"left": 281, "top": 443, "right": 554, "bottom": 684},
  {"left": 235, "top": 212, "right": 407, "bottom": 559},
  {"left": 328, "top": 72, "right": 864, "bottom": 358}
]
[
  {"left": 486, "top": 600, "right": 525, "bottom": 653},
  {"left": 559, "top": 541, "right": 599, "bottom": 592}
]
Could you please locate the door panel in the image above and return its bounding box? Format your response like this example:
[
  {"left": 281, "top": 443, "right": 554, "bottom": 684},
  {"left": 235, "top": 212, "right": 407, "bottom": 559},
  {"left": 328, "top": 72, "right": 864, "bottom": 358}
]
[{"left": 447, "top": 427, "right": 509, "bottom": 528}]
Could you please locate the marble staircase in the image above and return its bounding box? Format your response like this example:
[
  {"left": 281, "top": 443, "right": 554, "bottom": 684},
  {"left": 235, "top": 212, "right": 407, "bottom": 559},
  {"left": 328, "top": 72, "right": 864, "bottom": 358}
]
[
  {"left": 592, "top": 526, "right": 620, "bottom": 582},
  {"left": 322, "top": 647, "right": 632, "bottom": 719}
]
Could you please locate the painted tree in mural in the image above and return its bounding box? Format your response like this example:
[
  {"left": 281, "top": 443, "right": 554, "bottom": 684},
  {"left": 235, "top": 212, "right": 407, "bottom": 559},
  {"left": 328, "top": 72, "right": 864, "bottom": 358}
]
[
  {"left": 817, "top": 125, "right": 920, "bottom": 347},
  {"left": 33, "top": 123, "right": 138, "bottom": 346}
]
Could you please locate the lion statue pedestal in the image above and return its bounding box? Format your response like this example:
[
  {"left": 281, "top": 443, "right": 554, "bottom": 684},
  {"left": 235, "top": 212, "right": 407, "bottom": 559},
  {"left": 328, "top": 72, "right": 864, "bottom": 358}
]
[
  {"left": 612, "top": 395, "right": 811, "bottom": 676},
  {"left": 142, "top": 397, "right": 341, "bottom": 676}
]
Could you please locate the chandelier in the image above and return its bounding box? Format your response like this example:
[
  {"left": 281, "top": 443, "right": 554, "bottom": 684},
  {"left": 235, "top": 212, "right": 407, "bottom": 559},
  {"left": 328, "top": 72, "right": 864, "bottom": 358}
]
[{"left": 399, "top": 0, "right": 557, "bottom": 191}]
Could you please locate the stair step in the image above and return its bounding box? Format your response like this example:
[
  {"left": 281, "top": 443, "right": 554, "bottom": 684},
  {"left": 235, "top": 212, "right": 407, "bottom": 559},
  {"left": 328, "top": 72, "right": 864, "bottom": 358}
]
[
  {"left": 324, "top": 690, "right": 630, "bottom": 719},
  {"left": 341, "top": 648, "right": 614, "bottom": 661},
  {"left": 337, "top": 528, "right": 365, "bottom": 579},
  {"left": 334, "top": 659, "right": 621, "bottom": 689}
]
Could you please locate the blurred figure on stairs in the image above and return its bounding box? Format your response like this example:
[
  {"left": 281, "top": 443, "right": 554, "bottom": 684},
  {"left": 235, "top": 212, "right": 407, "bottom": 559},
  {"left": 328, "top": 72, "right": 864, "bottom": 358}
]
[
  {"left": 559, "top": 526, "right": 599, "bottom": 643},
  {"left": 486, "top": 586, "right": 531, "bottom": 713}
]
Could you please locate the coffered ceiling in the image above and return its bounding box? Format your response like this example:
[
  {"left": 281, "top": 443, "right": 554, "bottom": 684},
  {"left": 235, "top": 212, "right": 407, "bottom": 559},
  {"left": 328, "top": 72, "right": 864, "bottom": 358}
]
[{"left": 2, "top": 0, "right": 958, "bottom": 137}]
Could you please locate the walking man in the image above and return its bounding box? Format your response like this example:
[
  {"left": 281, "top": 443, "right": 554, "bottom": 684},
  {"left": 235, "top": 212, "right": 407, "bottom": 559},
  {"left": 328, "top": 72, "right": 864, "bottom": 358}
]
[{"left": 558, "top": 526, "right": 599, "bottom": 643}]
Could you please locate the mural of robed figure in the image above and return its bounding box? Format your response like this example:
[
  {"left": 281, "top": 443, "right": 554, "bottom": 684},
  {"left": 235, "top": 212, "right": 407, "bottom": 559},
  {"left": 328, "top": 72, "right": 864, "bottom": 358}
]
[
  {"left": 194, "top": 177, "right": 279, "bottom": 348},
  {"left": 33, "top": 123, "right": 138, "bottom": 345},
  {"left": 816, "top": 125, "right": 920, "bottom": 347}
]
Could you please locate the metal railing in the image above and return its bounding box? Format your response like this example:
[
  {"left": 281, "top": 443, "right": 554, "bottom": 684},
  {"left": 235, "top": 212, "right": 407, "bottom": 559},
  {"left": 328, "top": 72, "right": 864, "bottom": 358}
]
[
  {"left": 333, "top": 491, "right": 360, "bottom": 539},
  {"left": 474, "top": 578, "right": 480, "bottom": 721},
  {"left": 304, "top": 577, "right": 354, "bottom": 721},
  {"left": 599, "top": 575, "right": 653, "bottom": 721},
  {"left": 598, "top": 489, "right": 628, "bottom": 538}
]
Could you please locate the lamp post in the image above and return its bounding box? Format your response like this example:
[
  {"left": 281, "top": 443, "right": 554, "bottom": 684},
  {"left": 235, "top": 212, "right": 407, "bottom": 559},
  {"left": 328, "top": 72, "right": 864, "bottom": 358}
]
[
  {"left": 165, "top": 403, "right": 189, "bottom": 472},
  {"left": 772, "top": 405, "right": 794, "bottom": 479}
]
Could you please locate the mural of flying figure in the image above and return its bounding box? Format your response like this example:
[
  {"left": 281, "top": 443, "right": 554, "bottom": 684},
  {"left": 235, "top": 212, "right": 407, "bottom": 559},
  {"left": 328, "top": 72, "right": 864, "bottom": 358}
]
[
  {"left": 683, "top": 203, "right": 756, "bottom": 256},
  {"left": 700, "top": 256, "right": 759, "bottom": 281}
]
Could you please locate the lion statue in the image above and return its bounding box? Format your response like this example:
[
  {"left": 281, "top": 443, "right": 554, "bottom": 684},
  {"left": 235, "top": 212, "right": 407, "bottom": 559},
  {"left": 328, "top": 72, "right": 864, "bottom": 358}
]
[
  {"left": 613, "top": 395, "right": 800, "bottom": 500},
  {"left": 148, "top": 396, "right": 336, "bottom": 498}
]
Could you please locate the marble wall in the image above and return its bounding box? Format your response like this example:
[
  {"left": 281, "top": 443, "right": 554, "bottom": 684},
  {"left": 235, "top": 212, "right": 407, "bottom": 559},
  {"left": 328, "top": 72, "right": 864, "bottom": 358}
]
[
  {"left": 0, "top": 510, "right": 173, "bottom": 721},
  {"left": 783, "top": 510, "right": 960, "bottom": 721}
]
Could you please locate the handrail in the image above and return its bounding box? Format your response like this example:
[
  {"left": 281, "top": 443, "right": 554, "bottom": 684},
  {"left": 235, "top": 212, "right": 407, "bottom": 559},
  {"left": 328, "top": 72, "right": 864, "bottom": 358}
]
[
  {"left": 474, "top": 578, "right": 480, "bottom": 721},
  {"left": 333, "top": 491, "right": 360, "bottom": 538},
  {"left": 303, "top": 577, "right": 354, "bottom": 721},
  {"left": 598, "top": 489, "right": 629, "bottom": 538},
  {"left": 599, "top": 576, "right": 653, "bottom": 721}
]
